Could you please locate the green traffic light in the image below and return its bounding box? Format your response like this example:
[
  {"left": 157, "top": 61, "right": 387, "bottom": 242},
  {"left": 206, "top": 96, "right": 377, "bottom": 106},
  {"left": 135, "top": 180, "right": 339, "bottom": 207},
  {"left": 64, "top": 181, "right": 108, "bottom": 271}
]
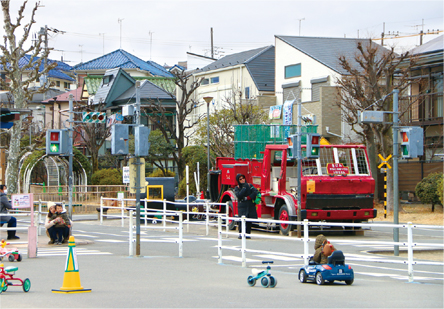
[
  {"left": 311, "top": 147, "right": 319, "bottom": 156},
  {"left": 401, "top": 145, "right": 409, "bottom": 156},
  {"left": 50, "top": 143, "right": 59, "bottom": 153}
]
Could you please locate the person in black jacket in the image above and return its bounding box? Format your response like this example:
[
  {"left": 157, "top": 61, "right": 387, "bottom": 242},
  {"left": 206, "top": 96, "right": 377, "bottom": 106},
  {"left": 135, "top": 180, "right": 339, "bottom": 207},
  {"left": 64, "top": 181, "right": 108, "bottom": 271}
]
[
  {"left": 234, "top": 174, "right": 258, "bottom": 239},
  {"left": 0, "top": 185, "right": 19, "bottom": 240}
]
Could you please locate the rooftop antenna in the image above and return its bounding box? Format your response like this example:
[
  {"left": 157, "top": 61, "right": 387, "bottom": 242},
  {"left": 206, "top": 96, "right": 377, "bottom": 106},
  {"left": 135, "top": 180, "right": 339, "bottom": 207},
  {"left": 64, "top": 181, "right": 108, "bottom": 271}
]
[
  {"left": 297, "top": 18, "right": 305, "bottom": 36},
  {"left": 149, "top": 31, "right": 154, "bottom": 60},
  {"left": 118, "top": 18, "right": 124, "bottom": 49}
]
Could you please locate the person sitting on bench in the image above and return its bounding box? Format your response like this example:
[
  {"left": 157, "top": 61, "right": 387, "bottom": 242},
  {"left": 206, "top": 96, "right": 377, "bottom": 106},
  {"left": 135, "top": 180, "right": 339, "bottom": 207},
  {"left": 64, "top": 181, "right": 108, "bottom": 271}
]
[{"left": 0, "top": 185, "right": 19, "bottom": 240}]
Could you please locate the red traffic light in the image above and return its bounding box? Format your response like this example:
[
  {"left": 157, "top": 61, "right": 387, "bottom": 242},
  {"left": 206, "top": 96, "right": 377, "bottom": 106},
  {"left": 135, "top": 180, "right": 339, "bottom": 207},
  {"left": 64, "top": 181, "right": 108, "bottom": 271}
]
[
  {"left": 50, "top": 131, "right": 60, "bottom": 141},
  {"left": 311, "top": 135, "right": 319, "bottom": 145},
  {"left": 98, "top": 114, "right": 105, "bottom": 121},
  {"left": 401, "top": 132, "right": 409, "bottom": 142}
]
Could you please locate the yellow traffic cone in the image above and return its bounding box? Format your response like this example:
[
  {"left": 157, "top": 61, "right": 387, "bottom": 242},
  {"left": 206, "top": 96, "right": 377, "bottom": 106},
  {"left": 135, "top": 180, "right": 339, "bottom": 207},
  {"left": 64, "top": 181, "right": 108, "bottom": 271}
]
[{"left": 52, "top": 236, "right": 91, "bottom": 293}]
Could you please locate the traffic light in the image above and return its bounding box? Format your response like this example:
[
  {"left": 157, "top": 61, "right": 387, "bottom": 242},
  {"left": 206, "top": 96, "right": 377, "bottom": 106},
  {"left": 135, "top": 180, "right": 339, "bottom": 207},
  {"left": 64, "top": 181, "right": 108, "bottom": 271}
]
[
  {"left": 0, "top": 108, "right": 17, "bottom": 129},
  {"left": 287, "top": 134, "right": 297, "bottom": 159},
  {"left": 306, "top": 133, "right": 321, "bottom": 159},
  {"left": 46, "top": 129, "right": 69, "bottom": 155},
  {"left": 400, "top": 127, "right": 423, "bottom": 159},
  {"left": 82, "top": 112, "right": 106, "bottom": 123}
]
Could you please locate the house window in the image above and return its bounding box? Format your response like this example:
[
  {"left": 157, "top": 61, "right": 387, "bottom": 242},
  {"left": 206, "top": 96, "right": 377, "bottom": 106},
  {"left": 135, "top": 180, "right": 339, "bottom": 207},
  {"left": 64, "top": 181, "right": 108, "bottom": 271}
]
[
  {"left": 245, "top": 87, "right": 250, "bottom": 99},
  {"left": 64, "top": 82, "right": 69, "bottom": 89},
  {"left": 103, "top": 75, "right": 113, "bottom": 85},
  {"left": 211, "top": 76, "right": 219, "bottom": 84},
  {"left": 56, "top": 81, "right": 60, "bottom": 87},
  {"left": 285, "top": 64, "right": 301, "bottom": 79},
  {"left": 202, "top": 78, "right": 209, "bottom": 85}
]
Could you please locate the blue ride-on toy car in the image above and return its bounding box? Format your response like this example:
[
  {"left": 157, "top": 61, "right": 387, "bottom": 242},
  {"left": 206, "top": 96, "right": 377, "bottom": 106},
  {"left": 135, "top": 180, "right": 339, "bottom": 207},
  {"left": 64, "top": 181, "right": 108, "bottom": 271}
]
[{"left": 298, "top": 250, "right": 354, "bottom": 285}]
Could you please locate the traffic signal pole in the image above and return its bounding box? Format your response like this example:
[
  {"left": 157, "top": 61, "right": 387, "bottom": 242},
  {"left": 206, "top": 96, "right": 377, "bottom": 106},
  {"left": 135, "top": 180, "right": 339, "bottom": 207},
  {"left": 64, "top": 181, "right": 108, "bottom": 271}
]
[
  {"left": 135, "top": 82, "right": 141, "bottom": 256},
  {"left": 296, "top": 97, "right": 302, "bottom": 238},
  {"left": 68, "top": 94, "right": 74, "bottom": 218},
  {"left": 393, "top": 89, "right": 399, "bottom": 256}
]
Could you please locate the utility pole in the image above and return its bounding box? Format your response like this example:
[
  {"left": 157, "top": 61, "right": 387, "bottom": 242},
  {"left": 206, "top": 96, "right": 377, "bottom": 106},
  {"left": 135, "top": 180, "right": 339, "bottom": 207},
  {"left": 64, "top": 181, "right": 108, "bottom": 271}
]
[{"left": 210, "top": 27, "right": 214, "bottom": 59}]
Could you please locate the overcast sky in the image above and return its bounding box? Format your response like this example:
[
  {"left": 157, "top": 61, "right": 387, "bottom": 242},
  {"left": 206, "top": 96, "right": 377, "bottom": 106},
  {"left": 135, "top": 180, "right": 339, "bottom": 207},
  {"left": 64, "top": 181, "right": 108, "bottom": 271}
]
[{"left": 3, "top": 0, "right": 443, "bottom": 67}]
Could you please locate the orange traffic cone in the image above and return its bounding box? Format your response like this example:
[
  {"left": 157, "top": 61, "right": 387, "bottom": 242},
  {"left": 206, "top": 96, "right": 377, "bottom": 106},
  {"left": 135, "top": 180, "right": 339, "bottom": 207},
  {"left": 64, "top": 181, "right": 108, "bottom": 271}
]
[{"left": 52, "top": 236, "right": 91, "bottom": 294}]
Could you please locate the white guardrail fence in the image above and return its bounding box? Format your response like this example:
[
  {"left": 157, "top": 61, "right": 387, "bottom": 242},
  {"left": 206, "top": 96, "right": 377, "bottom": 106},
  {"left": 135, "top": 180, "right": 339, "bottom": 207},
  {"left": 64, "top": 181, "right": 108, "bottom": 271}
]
[{"left": 98, "top": 197, "right": 444, "bottom": 283}]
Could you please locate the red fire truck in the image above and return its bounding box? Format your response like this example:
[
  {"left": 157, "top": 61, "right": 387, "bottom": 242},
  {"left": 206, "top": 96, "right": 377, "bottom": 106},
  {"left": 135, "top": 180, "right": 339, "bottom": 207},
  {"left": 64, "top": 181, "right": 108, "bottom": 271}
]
[{"left": 209, "top": 142, "right": 376, "bottom": 235}]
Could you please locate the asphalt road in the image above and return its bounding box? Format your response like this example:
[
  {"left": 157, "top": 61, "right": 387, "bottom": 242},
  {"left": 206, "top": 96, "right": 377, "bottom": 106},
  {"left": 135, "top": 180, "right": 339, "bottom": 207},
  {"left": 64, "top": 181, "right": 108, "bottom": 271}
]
[{"left": 1, "top": 216, "right": 443, "bottom": 308}]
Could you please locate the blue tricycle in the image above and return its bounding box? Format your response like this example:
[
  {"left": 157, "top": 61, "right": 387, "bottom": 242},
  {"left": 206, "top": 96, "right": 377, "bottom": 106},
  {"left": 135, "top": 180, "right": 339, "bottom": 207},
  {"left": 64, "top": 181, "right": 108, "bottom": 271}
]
[{"left": 247, "top": 261, "right": 277, "bottom": 288}]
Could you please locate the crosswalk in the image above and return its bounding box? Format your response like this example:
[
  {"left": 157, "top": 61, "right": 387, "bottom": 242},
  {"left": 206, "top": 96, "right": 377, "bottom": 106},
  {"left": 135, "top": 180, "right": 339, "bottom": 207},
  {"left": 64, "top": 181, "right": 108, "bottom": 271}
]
[{"left": 20, "top": 247, "right": 112, "bottom": 257}]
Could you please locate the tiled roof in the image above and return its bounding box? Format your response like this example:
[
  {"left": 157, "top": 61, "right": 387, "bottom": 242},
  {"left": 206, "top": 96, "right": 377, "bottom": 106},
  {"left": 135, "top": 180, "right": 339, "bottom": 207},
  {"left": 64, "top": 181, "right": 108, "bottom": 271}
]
[
  {"left": 41, "top": 86, "right": 83, "bottom": 103},
  {"left": 198, "top": 46, "right": 275, "bottom": 92},
  {"left": 0, "top": 54, "right": 74, "bottom": 81},
  {"left": 411, "top": 35, "right": 443, "bottom": 55},
  {"left": 73, "top": 49, "right": 173, "bottom": 78},
  {"left": 276, "top": 36, "right": 389, "bottom": 74},
  {"left": 199, "top": 46, "right": 272, "bottom": 72},
  {"left": 114, "top": 79, "right": 175, "bottom": 102}
]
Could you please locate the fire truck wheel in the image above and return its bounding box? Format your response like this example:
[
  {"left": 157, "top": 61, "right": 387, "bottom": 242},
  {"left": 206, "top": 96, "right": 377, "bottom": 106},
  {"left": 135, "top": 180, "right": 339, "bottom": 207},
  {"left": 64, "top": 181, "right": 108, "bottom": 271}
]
[
  {"left": 278, "top": 205, "right": 291, "bottom": 235},
  {"left": 227, "top": 201, "right": 237, "bottom": 230}
]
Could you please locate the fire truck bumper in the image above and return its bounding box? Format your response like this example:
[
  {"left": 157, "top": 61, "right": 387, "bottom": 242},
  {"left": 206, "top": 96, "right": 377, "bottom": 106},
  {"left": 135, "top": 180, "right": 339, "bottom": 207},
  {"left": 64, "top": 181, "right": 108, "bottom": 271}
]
[{"left": 300, "top": 209, "right": 377, "bottom": 221}]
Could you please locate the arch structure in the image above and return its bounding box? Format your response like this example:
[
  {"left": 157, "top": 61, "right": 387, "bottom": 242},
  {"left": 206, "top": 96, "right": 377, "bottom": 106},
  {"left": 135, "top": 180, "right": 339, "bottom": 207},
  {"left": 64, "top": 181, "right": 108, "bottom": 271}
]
[{"left": 19, "top": 152, "right": 88, "bottom": 194}]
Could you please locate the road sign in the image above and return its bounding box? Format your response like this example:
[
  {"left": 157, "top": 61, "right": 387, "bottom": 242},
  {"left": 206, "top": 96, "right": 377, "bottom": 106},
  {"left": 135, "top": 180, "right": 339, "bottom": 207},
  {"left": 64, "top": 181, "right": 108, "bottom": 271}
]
[
  {"left": 378, "top": 154, "right": 392, "bottom": 169},
  {"left": 123, "top": 166, "right": 130, "bottom": 184}
]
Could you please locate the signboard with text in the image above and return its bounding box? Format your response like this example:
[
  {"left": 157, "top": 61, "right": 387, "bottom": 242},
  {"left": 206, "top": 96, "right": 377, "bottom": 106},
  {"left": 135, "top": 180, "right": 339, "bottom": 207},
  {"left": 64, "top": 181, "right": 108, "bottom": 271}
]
[{"left": 326, "top": 163, "right": 349, "bottom": 175}]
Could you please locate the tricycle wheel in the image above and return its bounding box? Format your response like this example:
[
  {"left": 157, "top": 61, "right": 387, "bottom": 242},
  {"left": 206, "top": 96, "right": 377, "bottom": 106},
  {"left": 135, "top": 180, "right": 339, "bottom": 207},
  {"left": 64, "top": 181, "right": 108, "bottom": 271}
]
[
  {"left": 299, "top": 269, "right": 307, "bottom": 283},
  {"left": 17, "top": 254, "right": 22, "bottom": 262},
  {"left": 315, "top": 272, "right": 325, "bottom": 285},
  {"left": 261, "top": 276, "right": 270, "bottom": 288},
  {"left": 8, "top": 255, "right": 14, "bottom": 262},
  {"left": 247, "top": 275, "right": 256, "bottom": 287},
  {"left": 269, "top": 276, "right": 277, "bottom": 288},
  {"left": 23, "top": 278, "right": 31, "bottom": 292},
  {"left": 0, "top": 278, "right": 6, "bottom": 293},
  {"left": 345, "top": 278, "right": 354, "bottom": 285},
  {"left": 278, "top": 205, "right": 292, "bottom": 236}
]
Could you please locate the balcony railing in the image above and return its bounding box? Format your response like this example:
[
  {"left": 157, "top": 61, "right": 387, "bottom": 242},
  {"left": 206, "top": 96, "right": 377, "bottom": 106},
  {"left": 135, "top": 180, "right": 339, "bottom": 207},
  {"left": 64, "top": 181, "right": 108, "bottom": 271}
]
[{"left": 400, "top": 92, "right": 443, "bottom": 125}]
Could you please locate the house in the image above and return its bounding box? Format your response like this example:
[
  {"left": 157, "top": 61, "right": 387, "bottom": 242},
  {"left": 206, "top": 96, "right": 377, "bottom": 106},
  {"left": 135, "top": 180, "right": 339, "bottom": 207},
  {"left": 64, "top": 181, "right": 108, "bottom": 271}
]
[
  {"left": 274, "top": 35, "right": 388, "bottom": 144},
  {"left": 74, "top": 49, "right": 175, "bottom": 102},
  {"left": 397, "top": 35, "right": 443, "bottom": 198},
  {"left": 91, "top": 68, "right": 178, "bottom": 171},
  {"left": 0, "top": 55, "right": 75, "bottom": 92},
  {"left": 191, "top": 45, "right": 276, "bottom": 123}
]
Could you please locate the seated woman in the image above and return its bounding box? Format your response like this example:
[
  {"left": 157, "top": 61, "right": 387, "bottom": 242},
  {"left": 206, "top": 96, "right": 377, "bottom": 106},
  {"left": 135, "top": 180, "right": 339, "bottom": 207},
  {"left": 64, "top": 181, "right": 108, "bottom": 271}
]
[
  {"left": 45, "top": 203, "right": 72, "bottom": 244},
  {"left": 44, "top": 204, "right": 57, "bottom": 244}
]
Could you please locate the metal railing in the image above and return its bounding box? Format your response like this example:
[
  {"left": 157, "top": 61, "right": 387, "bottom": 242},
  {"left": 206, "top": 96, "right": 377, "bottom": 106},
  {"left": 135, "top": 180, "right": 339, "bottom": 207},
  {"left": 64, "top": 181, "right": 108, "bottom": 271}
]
[{"left": 216, "top": 217, "right": 444, "bottom": 283}]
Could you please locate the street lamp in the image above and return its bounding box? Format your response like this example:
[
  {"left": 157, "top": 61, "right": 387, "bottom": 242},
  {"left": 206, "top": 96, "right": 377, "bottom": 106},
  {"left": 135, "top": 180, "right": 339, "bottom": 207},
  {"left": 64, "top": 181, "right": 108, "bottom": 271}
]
[{"left": 203, "top": 96, "right": 213, "bottom": 199}]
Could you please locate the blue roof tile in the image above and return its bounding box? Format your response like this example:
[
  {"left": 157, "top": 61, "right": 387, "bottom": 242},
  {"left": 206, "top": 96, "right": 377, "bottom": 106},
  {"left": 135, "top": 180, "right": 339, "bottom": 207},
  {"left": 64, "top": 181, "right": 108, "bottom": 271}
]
[{"left": 73, "top": 49, "right": 173, "bottom": 77}]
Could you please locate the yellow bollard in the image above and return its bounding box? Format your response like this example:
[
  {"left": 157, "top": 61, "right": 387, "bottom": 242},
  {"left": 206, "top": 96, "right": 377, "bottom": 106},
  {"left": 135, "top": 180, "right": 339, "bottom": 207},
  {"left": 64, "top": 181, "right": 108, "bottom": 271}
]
[{"left": 52, "top": 236, "right": 91, "bottom": 294}]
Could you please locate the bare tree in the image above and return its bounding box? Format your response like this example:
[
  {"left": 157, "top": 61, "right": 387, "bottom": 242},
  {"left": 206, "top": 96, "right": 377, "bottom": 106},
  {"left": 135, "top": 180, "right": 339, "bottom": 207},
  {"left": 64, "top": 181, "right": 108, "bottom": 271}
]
[
  {"left": 335, "top": 39, "right": 422, "bottom": 211},
  {"left": 0, "top": 0, "right": 56, "bottom": 193},
  {"left": 193, "top": 86, "right": 269, "bottom": 160},
  {"left": 146, "top": 70, "right": 202, "bottom": 182},
  {"left": 72, "top": 102, "right": 113, "bottom": 173}
]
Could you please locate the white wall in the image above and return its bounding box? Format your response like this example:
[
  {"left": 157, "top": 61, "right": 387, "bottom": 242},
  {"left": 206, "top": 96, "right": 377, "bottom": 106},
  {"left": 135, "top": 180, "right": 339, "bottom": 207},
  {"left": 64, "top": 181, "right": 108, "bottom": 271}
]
[{"left": 275, "top": 37, "right": 341, "bottom": 105}]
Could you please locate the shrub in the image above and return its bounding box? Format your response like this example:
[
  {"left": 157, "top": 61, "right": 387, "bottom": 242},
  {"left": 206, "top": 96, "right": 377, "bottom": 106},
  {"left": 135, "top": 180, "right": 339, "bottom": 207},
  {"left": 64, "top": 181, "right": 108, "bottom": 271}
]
[
  {"left": 148, "top": 169, "right": 175, "bottom": 177},
  {"left": 437, "top": 175, "right": 444, "bottom": 206},
  {"left": 415, "top": 172, "right": 443, "bottom": 212},
  {"left": 91, "top": 168, "right": 122, "bottom": 186}
]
